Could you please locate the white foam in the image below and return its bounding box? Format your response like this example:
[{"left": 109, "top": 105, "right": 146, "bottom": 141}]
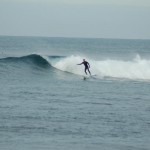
[
  {"left": 48, "top": 54, "right": 150, "bottom": 80},
  {"left": 51, "top": 55, "right": 84, "bottom": 75}
]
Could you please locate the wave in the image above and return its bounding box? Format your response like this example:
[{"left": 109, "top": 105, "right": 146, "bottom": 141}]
[
  {"left": 47, "top": 54, "right": 150, "bottom": 81},
  {"left": 0, "top": 54, "right": 50, "bottom": 67},
  {"left": 1, "top": 54, "right": 150, "bottom": 81}
]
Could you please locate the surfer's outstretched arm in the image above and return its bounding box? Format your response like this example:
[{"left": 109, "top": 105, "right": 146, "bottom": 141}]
[{"left": 77, "top": 62, "right": 83, "bottom": 65}]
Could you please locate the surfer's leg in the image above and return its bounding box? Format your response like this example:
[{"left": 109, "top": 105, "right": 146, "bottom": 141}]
[
  {"left": 85, "top": 68, "right": 87, "bottom": 75},
  {"left": 87, "top": 68, "right": 91, "bottom": 75}
]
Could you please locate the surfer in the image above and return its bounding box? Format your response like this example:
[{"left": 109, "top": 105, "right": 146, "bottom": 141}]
[{"left": 77, "top": 59, "right": 91, "bottom": 75}]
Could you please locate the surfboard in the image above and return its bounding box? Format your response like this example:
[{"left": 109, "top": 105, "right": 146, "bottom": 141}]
[{"left": 83, "top": 74, "right": 96, "bottom": 80}]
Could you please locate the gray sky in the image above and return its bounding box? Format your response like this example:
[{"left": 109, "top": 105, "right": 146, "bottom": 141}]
[{"left": 0, "top": 0, "right": 150, "bottom": 39}]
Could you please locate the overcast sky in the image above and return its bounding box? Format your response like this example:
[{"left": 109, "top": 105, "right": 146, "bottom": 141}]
[{"left": 0, "top": 0, "right": 150, "bottom": 39}]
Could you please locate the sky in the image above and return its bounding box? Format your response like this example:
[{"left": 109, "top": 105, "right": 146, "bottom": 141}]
[{"left": 0, "top": 0, "right": 150, "bottom": 39}]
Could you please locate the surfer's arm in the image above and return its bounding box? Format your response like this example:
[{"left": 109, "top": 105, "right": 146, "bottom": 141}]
[{"left": 77, "top": 62, "right": 83, "bottom": 65}]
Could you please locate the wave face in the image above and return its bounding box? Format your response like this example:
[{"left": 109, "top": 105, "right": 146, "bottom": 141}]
[
  {"left": 1, "top": 54, "right": 150, "bottom": 81},
  {"left": 0, "top": 54, "right": 50, "bottom": 67},
  {"left": 0, "top": 54, "right": 52, "bottom": 79}
]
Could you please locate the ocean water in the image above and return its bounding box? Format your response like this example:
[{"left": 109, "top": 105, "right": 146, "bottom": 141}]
[{"left": 0, "top": 36, "right": 150, "bottom": 150}]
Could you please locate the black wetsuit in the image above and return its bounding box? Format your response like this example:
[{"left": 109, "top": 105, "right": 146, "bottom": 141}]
[
  {"left": 82, "top": 61, "right": 89, "bottom": 69},
  {"left": 81, "top": 61, "right": 91, "bottom": 75}
]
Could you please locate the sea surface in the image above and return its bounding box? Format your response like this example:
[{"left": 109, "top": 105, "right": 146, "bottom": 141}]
[{"left": 0, "top": 36, "right": 150, "bottom": 150}]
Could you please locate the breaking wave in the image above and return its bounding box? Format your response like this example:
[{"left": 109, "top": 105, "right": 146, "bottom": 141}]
[{"left": 1, "top": 54, "right": 150, "bottom": 81}]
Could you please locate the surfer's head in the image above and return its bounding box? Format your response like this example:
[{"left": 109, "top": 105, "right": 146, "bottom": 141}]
[{"left": 83, "top": 59, "right": 85, "bottom": 61}]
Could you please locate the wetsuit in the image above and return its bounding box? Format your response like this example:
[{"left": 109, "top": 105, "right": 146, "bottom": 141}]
[{"left": 81, "top": 61, "right": 91, "bottom": 75}]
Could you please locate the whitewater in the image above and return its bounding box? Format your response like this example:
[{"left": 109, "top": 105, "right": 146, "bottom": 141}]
[
  {"left": 0, "top": 36, "right": 150, "bottom": 150},
  {"left": 43, "top": 54, "right": 150, "bottom": 80}
]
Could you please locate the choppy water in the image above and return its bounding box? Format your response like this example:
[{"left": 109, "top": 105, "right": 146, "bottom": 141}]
[{"left": 0, "top": 36, "right": 150, "bottom": 150}]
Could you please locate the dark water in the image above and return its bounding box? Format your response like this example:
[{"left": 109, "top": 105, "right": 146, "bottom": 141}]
[{"left": 0, "top": 36, "right": 150, "bottom": 150}]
